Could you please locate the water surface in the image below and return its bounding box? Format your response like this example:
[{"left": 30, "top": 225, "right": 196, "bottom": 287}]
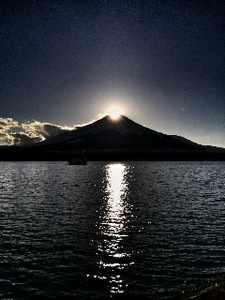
[{"left": 0, "top": 161, "right": 225, "bottom": 299}]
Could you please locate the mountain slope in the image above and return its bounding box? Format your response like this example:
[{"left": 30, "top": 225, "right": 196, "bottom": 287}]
[
  {"left": 34, "top": 115, "right": 202, "bottom": 151},
  {"left": 2, "top": 115, "right": 225, "bottom": 161}
]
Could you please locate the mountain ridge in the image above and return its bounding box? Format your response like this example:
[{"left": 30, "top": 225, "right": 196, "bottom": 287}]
[
  {"left": 37, "top": 115, "right": 202, "bottom": 151},
  {"left": 1, "top": 115, "right": 225, "bottom": 161}
]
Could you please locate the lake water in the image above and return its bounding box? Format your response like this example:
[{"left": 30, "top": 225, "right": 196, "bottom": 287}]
[{"left": 0, "top": 161, "right": 225, "bottom": 299}]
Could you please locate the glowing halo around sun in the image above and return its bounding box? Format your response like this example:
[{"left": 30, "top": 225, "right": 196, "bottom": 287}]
[{"left": 106, "top": 106, "right": 124, "bottom": 120}]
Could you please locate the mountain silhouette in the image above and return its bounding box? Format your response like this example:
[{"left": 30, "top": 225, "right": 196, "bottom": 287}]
[
  {"left": 1, "top": 115, "right": 224, "bottom": 161},
  {"left": 38, "top": 115, "right": 201, "bottom": 151}
]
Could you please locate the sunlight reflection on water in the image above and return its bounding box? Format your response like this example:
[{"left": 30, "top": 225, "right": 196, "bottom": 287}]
[
  {"left": 1, "top": 162, "right": 225, "bottom": 299},
  {"left": 97, "top": 163, "right": 133, "bottom": 294}
]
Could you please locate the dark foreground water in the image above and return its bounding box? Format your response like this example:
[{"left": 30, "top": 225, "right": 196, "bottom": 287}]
[{"left": 0, "top": 161, "right": 225, "bottom": 299}]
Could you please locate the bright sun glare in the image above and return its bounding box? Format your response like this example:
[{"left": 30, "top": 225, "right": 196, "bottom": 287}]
[{"left": 107, "top": 106, "right": 123, "bottom": 120}]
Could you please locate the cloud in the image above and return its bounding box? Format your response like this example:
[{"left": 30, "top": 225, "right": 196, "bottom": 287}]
[
  {"left": 12, "top": 132, "right": 43, "bottom": 145},
  {"left": 0, "top": 117, "right": 73, "bottom": 146},
  {"left": 0, "top": 131, "right": 15, "bottom": 145},
  {"left": 0, "top": 118, "right": 19, "bottom": 130},
  {"left": 21, "top": 121, "right": 69, "bottom": 140}
]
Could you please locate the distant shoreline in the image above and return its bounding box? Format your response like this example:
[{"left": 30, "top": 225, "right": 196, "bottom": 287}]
[{"left": 1, "top": 147, "right": 225, "bottom": 161}]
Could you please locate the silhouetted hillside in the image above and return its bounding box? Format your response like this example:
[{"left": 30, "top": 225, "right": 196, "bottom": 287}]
[
  {"left": 1, "top": 115, "right": 225, "bottom": 161},
  {"left": 33, "top": 115, "right": 203, "bottom": 151}
]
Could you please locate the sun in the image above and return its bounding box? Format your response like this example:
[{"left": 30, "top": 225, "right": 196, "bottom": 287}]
[{"left": 106, "top": 106, "right": 123, "bottom": 120}]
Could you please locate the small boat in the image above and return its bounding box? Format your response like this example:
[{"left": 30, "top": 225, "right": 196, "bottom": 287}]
[{"left": 68, "top": 152, "right": 87, "bottom": 165}]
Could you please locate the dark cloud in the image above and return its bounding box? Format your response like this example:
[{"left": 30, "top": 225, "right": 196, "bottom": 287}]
[
  {"left": 13, "top": 133, "right": 42, "bottom": 145},
  {"left": 43, "top": 124, "right": 68, "bottom": 138}
]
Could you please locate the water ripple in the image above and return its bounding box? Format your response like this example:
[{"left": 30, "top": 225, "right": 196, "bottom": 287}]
[{"left": 0, "top": 161, "right": 225, "bottom": 299}]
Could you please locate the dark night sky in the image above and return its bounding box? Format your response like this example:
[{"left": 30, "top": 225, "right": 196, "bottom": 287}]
[{"left": 1, "top": 0, "right": 225, "bottom": 147}]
